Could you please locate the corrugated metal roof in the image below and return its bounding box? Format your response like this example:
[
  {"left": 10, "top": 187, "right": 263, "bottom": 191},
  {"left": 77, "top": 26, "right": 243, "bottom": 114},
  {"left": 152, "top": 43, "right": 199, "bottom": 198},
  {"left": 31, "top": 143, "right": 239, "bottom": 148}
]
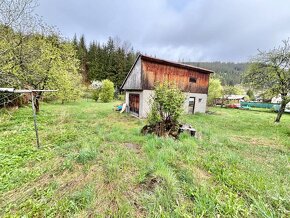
[{"left": 224, "top": 95, "right": 246, "bottom": 100}]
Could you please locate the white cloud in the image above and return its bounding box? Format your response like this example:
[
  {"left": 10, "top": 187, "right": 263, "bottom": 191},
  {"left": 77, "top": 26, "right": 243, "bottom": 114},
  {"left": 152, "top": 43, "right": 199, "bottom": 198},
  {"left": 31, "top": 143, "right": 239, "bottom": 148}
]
[{"left": 36, "top": 0, "right": 290, "bottom": 61}]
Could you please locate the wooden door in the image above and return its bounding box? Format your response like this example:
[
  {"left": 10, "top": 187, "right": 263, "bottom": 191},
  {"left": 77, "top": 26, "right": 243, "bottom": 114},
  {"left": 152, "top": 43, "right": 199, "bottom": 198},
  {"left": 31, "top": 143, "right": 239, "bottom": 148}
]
[{"left": 129, "top": 94, "right": 140, "bottom": 115}]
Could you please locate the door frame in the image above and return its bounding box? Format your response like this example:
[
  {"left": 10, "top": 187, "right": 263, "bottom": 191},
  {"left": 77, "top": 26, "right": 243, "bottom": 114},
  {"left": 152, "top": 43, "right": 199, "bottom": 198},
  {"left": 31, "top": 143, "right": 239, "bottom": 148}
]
[
  {"left": 188, "top": 96, "right": 196, "bottom": 114},
  {"left": 129, "top": 93, "right": 140, "bottom": 116}
]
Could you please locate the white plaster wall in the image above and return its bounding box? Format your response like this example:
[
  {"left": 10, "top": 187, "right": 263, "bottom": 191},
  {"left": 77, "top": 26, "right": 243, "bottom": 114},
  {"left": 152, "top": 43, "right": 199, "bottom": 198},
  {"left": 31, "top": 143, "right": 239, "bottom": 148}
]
[
  {"left": 126, "top": 90, "right": 208, "bottom": 118},
  {"left": 140, "top": 91, "right": 207, "bottom": 117},
  {"left": 125, "top": 91, "right": 130, "bottom": 108},
  {"left": 140, "top": 90, "right": 154, "bottom": 118},
  {"left": 183, "top": 93, "right": 208, "bottom": 114}
]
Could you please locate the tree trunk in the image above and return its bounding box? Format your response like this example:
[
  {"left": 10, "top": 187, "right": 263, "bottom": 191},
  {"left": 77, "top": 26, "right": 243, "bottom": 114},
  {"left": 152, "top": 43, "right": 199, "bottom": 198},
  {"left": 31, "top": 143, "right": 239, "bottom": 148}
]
[
  {"left": 275, "top": 98, "right": 287, "bottom": 123},
  {"left": 221, "top": 97, "right": 224, "bottom": 108},
  {"left": 34, "top": 98, "right": 40, "bottom": 113}
]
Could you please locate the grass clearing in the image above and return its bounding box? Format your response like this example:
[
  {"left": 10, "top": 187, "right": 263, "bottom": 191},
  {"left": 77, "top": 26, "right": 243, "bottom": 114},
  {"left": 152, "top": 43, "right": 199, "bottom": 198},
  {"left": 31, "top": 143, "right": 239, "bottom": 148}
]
[{"left": 0, "top": 100, "right": 289, "bottom": 217}]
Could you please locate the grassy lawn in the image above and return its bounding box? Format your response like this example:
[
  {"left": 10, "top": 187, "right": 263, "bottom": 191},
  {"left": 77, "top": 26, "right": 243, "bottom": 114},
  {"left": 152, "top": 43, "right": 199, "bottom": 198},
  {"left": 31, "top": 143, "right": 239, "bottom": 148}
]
[{"left": 0, "top": 100, "right": 289, "bottom": 217}]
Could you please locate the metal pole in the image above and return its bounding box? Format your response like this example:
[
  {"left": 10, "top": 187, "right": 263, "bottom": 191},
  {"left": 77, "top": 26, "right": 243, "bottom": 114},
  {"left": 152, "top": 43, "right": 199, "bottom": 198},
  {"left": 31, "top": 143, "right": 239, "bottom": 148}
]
[{"left": 31, "top": 93, "right": 40, "bottom": 148}]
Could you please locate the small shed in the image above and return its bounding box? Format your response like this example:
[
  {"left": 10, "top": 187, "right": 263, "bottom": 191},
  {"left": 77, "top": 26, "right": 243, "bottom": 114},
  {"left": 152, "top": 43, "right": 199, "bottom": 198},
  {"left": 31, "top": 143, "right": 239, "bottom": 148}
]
[{"left": 120, "top": 55, "right": 213, "bottom": 118}]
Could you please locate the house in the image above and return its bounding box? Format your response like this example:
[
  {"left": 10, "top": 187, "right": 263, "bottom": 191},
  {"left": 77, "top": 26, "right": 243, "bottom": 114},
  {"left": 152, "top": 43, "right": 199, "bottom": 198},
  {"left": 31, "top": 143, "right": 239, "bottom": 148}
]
[
  {"left": 271, "top": 94, "right": 290, "bottom": 112},
  {"left": 224, "top": 95, "right": 246, "bottom": 101},
  {"left": 120, "top": 55, "right": 213, "bottom": 118},
  {"left": 214, "top": 95, "right": 246, "bottom": 106},
  {"left": 271, "top": 95, "right": 282, "bottom": 104}
]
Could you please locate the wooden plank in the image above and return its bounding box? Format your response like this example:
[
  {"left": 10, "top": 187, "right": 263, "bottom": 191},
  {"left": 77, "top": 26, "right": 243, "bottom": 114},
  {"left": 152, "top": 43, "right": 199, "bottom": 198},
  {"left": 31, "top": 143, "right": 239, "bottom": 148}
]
[{"left": 142, "top": 60, "right": 210, "bottom": 94}]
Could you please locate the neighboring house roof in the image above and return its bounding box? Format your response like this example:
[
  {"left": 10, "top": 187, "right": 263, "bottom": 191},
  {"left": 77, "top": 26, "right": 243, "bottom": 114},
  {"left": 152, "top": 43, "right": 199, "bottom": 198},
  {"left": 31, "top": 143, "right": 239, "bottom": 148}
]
[
  {"left": 120, "top": 54, "right": 214, "bottom": 90},
  {"left": 224, "top": 95, "right": 246, "bottom": 100}
]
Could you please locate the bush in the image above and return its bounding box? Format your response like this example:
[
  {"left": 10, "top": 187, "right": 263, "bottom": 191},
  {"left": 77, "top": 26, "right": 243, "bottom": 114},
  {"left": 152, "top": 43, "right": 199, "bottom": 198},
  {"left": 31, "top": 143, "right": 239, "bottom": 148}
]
[
  {"left": 99, "top": 80, "right": 114, "bottom": 103},
  {"left": 207, "top": 78, "right": 223, "bottom": 106},
  {"left": 142, "top": 82, "right": 185, "bottom": 138},
  {"left": 118, "top": 94, "right": 125, "bottom": 101},
  {"left": 246, "top": 89, "right": 255, "bottom": 101},
  {"left": 92, "top": 89, "right": 100, "bottom": 101},
  {"left": 90, "top": 81, "right": 102, "bottom": 102}
]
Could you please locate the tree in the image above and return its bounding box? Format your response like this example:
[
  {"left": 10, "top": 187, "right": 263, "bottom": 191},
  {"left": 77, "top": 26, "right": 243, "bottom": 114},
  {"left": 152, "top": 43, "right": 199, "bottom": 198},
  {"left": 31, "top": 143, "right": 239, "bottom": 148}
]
[
  {"left": 244, "top": 39, "right": 290, "bottom": 122},
  {"left": 246, "top": 89, "right": 255, "bottom": 101},
  {"left": 73, "top": 34, "right": 89, "bottom": 83},
  {"left": 141, "top": 82, "right": 185, "bottom": 138},
  {"left": 0, "top": 0, "right": 82, "bottom": 111},
  {"left": 99, "top": 79, "right": 114, "bottom": 102},
  {"left": 223, "top": 85, "right": 244, "bottom": 95},
  {"left": 1, "top": 32, "right": 82, "bottom": 111},
  {"left": 207, "top": 77, "right": 223, "bottom": 106},
  {"left": 76, "top": 35, "right": 138, "bottom": 88},
  {"left": 46, "top": 40, "right": 83, "bottom": 105}
]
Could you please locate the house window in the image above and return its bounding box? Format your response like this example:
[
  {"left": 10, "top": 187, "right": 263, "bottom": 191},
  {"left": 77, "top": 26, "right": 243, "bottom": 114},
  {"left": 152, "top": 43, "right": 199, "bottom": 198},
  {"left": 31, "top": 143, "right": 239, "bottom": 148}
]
[{"left": 189, "top": 77, "right": 197, "bottom": 83}]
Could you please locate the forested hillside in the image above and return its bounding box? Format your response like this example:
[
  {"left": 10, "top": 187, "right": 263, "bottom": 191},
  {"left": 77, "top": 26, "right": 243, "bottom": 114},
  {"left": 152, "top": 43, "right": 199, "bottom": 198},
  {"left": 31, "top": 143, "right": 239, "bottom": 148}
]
[
  {"left": 186, "top": 62, "right": 249, "bottom": 85},
  {"left": 73, "top": 34, "right": 249, "bottom": 88},
  {"left": 73, "top": 35, "right": 138, "bottom": 87}
]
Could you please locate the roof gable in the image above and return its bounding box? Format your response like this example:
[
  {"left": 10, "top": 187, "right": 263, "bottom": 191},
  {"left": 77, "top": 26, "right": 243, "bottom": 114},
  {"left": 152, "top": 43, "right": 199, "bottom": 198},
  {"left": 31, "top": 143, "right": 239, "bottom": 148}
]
[{"left": 121, "top": 56, "right": 142, "bottom": 90}]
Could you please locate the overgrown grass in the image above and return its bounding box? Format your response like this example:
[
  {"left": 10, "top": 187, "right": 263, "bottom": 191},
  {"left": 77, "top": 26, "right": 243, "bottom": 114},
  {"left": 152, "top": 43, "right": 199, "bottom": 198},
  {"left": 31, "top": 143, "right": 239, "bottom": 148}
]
[{"left": 0, "top": 100, "right": 289, "bottom": 217}]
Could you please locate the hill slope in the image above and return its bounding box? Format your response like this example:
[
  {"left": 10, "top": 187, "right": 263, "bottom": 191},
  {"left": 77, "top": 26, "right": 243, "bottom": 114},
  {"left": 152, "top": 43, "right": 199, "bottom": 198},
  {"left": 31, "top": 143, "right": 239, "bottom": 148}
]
[{"left": 186, "top": 62, "right": 250, "bottom": 85}]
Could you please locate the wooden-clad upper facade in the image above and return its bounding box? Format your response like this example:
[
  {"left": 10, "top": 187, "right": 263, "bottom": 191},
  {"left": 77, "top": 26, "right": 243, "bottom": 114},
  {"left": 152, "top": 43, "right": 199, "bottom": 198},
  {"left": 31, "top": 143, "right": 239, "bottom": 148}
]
[{"left": 121, "top": 55, "right": 213, "bottom": 94}]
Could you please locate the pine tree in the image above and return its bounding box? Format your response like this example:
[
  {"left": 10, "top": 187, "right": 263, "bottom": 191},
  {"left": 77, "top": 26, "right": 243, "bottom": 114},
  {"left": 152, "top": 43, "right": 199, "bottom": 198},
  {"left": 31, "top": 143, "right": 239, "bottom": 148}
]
[
  {"left": 77, "top": 34, "right": 89, "bottom": 83},
  {"left": 72, "top": 34, "right": 137, "bottom": 88}
]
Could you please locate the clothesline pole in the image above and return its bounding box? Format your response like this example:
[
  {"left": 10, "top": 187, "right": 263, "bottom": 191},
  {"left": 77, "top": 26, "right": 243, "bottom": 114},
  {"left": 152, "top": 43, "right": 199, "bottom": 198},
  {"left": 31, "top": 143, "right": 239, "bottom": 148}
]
[
  {"left": 0, "top": 88, "right": 57, "bottom": 148},
  {"left": 31, "top": 93, "right": 40, "bottom": 148}
]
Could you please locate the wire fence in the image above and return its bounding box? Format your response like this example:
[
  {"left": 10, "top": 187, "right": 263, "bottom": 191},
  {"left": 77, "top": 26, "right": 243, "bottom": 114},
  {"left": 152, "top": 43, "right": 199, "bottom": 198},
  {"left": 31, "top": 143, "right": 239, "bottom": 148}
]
[
  {"left": 0, "top": 93, "right": 14, "bottom": 102},
  {"left": 0, "top": 93, "right": 24, "bottom": 107}
]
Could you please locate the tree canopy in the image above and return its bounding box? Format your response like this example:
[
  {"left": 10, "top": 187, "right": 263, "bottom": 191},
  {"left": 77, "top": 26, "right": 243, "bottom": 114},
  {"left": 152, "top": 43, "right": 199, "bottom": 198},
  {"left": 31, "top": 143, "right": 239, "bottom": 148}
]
[
  {"left": 73, "top": 35, "right": 138, "bottom": 88},
  {"left": 0, "top": 0, "right": 82, "bottom": 111},
  {"left": 244, "top": 39, "right": 290, "bottom": 122},
  {"left": 207, "top": 77, "right": 223, "bottom": 106}
]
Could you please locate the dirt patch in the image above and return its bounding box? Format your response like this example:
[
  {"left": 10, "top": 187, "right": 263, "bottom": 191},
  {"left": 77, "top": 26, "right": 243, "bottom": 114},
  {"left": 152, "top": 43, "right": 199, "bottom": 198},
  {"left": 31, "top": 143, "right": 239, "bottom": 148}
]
[
  {"left": 195, "top": 131, "right": 203, "bottom": 140},
  {"left": 54, "top": 164, "right": 101, "bottom": 197},
  {"left": 192, "top": 166, "right": 211, "bottom": 183},
  {"left": 0, "top": 157, "right": 64, "bottom": 208},
  {"left": 123, "top": 143, "right": 141, "bottom": 153},
  {"left": 124, "top": 185, "right": 146, "bottom": 218},
  {"left": 107, "top": 113, "right": 135, "bottom": 123},
  {"left": 142, "top": 175, "right": 164, "bottom": 191},
  {"left": 0, "top": 159, "right": 100, "bottom": 211},
  {"left": 232, "top": 135, "right": 281, "bottom": 148},
  {"left": 244, "top": 152, "right": 270, "bottom": 165}
]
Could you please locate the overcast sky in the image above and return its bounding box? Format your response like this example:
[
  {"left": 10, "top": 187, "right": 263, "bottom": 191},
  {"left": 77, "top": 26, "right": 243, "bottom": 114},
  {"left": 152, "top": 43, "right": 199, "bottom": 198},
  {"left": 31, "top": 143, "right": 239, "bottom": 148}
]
[{"left": 36, "top": 0, "right": 290, "bottom": 62}]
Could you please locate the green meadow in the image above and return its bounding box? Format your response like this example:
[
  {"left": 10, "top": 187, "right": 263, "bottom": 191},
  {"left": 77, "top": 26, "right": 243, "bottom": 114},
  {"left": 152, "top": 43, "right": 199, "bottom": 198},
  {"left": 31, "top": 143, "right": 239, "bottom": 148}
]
[{"left": 0, "top": 100, "right": 289, "bottom": 217}]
